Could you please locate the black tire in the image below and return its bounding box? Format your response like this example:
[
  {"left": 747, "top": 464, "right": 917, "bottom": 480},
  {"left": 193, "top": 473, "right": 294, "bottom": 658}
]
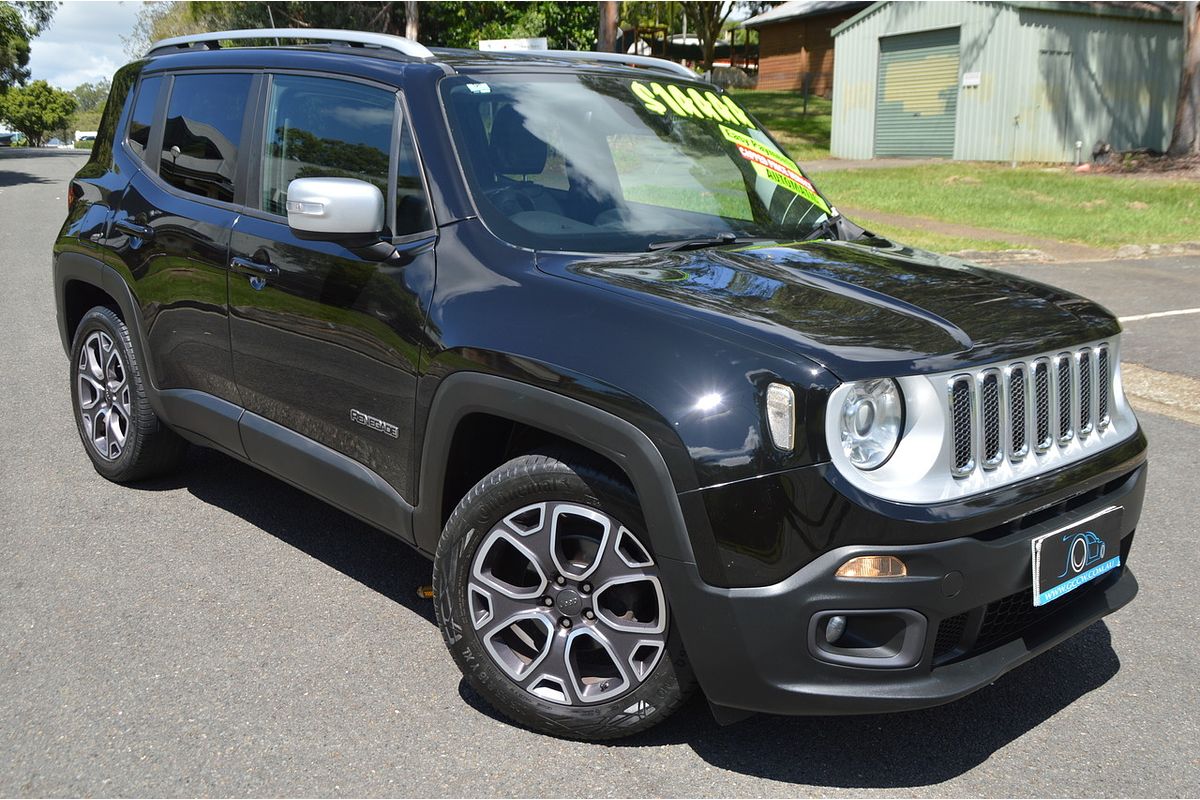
[
  {"left": 433, "top": 449, "right": 695, "bottom": 740},
  {"left": 69, "top": 306, "right": 187, "bottom": 483}
]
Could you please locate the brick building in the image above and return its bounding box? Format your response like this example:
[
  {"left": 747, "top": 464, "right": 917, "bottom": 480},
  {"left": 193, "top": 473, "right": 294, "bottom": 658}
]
[{"left": 741, "top": 1, "right": 870, "bottom": 94}]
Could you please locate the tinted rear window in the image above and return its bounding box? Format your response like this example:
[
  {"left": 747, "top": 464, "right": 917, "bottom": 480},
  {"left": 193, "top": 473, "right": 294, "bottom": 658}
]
[{"left": 159, "top": 73, "right": 252, "bottom": 203}]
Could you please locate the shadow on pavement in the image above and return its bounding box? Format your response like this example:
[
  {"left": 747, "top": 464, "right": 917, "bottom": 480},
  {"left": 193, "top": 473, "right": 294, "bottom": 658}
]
[
  {"left": 616, "top": 621, "right": 1118, "bottom": 787},
  {"left": 135, "top": 445, "right": 1121, "bottom": 788},
  {"left": 134, "top": 446, "right": 436, "bottom": 624},
  {"left": 0, "top": 147, "right": 88, "bottom": 159}
]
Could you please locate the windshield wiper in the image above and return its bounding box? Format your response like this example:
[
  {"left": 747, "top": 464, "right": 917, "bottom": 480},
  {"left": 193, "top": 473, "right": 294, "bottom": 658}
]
[
  {"left": 647, "top": 232, "right": 767, "bottom": 253},
  {"left": 800, "top": 216, "right": 840, "bottom": 242}
]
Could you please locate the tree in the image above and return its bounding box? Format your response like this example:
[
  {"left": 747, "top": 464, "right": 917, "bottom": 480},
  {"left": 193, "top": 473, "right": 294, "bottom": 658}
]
[
  {"left": 0, "top": 1, "right": 56, "bottom": 91},
  {"left": 598, "top": 1, "right": 618, "bottom": 52},
  {"left": 0, "top": 79, "right": 75, "bottom": 146},
  {"left": 152, "top": 2, "right": 597, "bottom": 50},
  {"left": 71, "top": 78, "right": 108, "bottom": 113},
  {"left": 680, "top": 1, "right": 735, "bottom": 70},
  {"left": 122, "top": 1, "right": 207, "bottom": 57},
  {"left": 1169, "top": 1, "right": 1200, "bottom": 157}
]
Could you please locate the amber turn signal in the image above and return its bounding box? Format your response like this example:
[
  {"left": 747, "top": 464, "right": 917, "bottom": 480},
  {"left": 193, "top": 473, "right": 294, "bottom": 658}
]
[
  {"left": 835, "top": 555, "right": 907, "bottom": 579},
  {"left": 416, "top": 585, "right": 434, "bottom": 599}
]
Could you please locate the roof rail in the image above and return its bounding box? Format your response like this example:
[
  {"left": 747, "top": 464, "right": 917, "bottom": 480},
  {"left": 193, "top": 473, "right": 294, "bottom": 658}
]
[
  {"left": 145, "top": 28, "right": 435, "bottom": 60},
  {"left": 499, "top": 49, "right": 698, "bottom": 80}
]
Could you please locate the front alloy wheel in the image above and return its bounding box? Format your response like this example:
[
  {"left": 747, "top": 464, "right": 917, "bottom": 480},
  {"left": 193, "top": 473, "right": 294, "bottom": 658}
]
[
  {"left": 468, "top": 501, "right": 668, "bottom": 706},
  {"left": 434, "top": 451, "right": 694, "bottom": 740}
]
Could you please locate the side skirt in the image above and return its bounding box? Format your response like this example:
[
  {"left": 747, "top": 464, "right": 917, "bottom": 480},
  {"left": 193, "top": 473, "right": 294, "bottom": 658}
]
[{"left": 157, "top": 388, "right": 417, "bottom": 549}]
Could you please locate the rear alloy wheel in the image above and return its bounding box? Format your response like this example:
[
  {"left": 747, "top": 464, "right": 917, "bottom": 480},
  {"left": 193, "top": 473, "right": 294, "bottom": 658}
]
[
  {"left": 434, "top": 451, "right": 694, "bottom": 740},
  {"left": 69, "top": 306, "right": 187, "bottom": 482},
  {"left": 76, "top": 329, "right": 132, "bottom": 461}
]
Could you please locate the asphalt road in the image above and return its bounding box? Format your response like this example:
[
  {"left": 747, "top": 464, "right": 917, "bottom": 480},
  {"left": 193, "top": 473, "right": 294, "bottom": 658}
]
[{"left": 2, "top": 150, "right": 1198, "bottom": 797}]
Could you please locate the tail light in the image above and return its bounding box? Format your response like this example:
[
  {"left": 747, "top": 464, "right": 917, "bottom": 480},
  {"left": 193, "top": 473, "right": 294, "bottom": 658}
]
[{"left": 67, "top": 182, "right": 80, "bottom": 210}]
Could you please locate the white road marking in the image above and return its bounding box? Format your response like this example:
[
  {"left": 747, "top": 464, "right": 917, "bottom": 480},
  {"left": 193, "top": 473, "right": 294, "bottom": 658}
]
[{"left": 1118, "top": 307, "right": 1200, "bottom": 323}]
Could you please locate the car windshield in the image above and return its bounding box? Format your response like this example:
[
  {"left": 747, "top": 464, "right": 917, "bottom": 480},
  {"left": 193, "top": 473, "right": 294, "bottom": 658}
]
[{"left": 440, "top": 72, "right": 833, "bottom": 252}]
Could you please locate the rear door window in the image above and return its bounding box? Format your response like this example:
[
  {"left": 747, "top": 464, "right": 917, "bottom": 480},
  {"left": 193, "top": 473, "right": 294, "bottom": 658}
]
[{"left": 158, "top": 73, "right": 253, "bottom": 203}]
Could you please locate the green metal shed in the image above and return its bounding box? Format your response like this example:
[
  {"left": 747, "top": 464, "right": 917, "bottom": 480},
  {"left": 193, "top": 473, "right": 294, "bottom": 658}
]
[{"left": 830, "top": 1, "right": 1183, "bottom": 162}]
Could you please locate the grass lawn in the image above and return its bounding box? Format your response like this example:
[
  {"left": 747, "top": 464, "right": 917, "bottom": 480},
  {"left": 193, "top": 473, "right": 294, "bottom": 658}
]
[
  {"left": 730, "top": 90, "right": 831, "bottom": 161},
  {"left": 814, "top": 163, "right": 1200, "bottom": 249},
  {"left": 857, "top": 221, "right": 1024, "bottom": 254}
]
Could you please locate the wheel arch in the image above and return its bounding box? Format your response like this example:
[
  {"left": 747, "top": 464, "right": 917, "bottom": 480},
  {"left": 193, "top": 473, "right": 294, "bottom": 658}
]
[
  {"left": 413, "top": 372, "right": 700, "bottom": 570},
  {"left": 54, "top": 252, "right": 158, "bottom": 398}
]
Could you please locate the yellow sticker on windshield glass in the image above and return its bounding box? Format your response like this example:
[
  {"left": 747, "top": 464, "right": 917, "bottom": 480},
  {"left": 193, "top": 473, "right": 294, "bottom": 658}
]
[
  {"left": 629, "top": 80, "right": 757, "bottom": 130},
  {"left": 720, "top": 125, "right": 829, "bottom": 212}
]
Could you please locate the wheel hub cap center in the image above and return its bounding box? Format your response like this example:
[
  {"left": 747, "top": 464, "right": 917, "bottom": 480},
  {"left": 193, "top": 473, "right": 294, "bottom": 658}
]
[{"left": 556, "top": 588, "right": 583, "bottom": 616}]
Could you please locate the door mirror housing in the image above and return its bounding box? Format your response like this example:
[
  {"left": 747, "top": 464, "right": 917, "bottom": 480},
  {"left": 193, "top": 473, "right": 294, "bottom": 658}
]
[{"left": 286, "top": 177, "right": 385, "bottom": 238}]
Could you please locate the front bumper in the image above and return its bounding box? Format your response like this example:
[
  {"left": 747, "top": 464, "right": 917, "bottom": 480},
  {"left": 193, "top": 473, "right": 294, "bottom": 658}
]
[{"left": 660, "top": 445, "right": 1146, "bottom": 717}]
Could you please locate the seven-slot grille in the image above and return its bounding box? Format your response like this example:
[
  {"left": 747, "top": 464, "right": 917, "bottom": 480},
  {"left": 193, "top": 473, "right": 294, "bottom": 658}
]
[{"left": 948, "top": 344, "right": 1112, "bottom": 477}]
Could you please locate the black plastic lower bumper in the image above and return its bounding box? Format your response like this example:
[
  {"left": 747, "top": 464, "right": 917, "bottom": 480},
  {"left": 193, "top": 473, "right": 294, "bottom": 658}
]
[{"left": 661, "top": 460, "right": 1145, "bottom": 716}]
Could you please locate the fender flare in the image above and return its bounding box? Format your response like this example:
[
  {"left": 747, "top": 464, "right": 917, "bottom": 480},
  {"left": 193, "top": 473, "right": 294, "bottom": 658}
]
[{"left": 412, "top": 371, "right": 699, "bottom": 568}]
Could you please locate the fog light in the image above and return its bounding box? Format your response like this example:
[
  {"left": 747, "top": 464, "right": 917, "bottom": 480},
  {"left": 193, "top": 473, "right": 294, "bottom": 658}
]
[
  {"left": 825, "top": 614, "right": 847, "bottom": 644},
  {"left": 835, "top": 555, "right": 907, "bottom": 578}
]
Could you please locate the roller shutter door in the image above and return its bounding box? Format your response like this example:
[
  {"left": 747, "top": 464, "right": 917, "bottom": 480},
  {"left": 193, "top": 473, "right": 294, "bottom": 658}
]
[{"left": 874, "top": 28, "right": 961, "bottom": 157}]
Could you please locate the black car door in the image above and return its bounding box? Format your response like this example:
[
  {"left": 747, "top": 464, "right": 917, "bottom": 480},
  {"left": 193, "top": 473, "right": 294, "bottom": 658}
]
[
  {"left": 227, "top": 73, "right": 436, "bottom": 523},
  {"left": 105, "top": 71, "right": 257, "bottom": 413}
]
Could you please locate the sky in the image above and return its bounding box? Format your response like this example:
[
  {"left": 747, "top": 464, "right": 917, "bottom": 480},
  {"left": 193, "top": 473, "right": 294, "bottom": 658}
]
[{"left": 28, "top": 0, "right": 147, "bottom": 89}]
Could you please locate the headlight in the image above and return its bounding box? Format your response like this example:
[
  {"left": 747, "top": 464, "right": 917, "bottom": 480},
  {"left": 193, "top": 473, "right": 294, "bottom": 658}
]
[{"left": 839, "top": 378, "right": 903, "bottom": 470}]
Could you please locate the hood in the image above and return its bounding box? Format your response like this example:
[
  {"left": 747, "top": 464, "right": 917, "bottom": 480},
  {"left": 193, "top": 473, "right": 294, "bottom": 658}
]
[{"left": 537, "top": 239, "right": 1120, "bottom": 380}]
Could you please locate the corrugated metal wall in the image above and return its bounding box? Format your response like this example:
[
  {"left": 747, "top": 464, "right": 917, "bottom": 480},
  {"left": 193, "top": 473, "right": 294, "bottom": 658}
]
[{"left": 830, "top": 1, "right": 1183, "bottom": 162}]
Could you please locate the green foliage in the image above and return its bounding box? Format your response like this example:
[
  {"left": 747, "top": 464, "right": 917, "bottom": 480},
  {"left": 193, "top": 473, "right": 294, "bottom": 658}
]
[
  {"left": 0, "top": 1, "right": 55, "bottom": 90},
  {"left": 169, "top": 1, "right": 597, "bottom": 50},
  {"left": 71, "top": 79, "right": 109, "bottom": 113},
  {"left": 0, "top": 3, "right": 30, "bottom": 90},
  {"left": 0, "top": 78, "right": 76, "bottom": 146},
  {"left": 74, "top": 138, "right": 94, "bottom": 150},
  {"left": 123, "top": 1, "right": 206, "bottom": 57}
]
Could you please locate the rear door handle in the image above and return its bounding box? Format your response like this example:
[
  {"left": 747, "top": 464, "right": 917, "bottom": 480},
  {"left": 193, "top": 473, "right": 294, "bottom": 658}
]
[
  {"left": 230, "top": 256, "right": 279, "bottom": 279},
  {"left": 113, "top": 218, "right": 155, "bottom": 240}
]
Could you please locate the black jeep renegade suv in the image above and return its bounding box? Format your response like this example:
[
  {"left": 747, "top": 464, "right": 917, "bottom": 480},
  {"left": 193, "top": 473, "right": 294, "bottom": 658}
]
[{"left": 53, "top": 29, "right": 1147, "bottom": 740}]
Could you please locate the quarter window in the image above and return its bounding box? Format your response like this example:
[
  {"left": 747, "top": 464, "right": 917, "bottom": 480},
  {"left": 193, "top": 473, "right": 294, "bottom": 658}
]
[
  {"left": 396, "top": 122, "right": 432, "bottom": 235},
  {"left": 126, "top": 75, "right": 162, "bottom": 160},
  {"left": 159, "top": 73, "right": 253, "bottom": 203}
]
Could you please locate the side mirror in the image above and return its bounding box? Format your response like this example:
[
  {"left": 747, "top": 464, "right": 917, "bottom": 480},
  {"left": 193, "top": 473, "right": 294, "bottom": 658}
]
[{"left": 286, "top": 177, "right": 385, "bottom": 238}]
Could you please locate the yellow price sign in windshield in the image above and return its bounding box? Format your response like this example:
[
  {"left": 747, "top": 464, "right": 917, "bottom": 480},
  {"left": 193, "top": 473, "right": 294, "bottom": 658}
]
[{"left": 629, "top": 80, "right": 757, "bottom": 130}]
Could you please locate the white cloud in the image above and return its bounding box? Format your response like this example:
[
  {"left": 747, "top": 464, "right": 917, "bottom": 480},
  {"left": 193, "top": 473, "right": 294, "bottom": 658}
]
[{"left": 28, "top": 0, "right": 147, "bottom": 89}]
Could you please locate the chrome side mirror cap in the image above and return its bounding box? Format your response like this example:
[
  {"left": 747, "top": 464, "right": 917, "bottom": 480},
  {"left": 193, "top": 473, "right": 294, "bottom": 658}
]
[{"left": 285, "top": 177, "right": 385, "bottom": 237}]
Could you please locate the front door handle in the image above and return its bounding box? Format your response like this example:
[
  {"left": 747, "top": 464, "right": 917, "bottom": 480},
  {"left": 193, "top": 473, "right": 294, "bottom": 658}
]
[
  {"left": 230, "top": 256, "right": 279, "bottom": 279},
  {"left": 113, "top": 218, "right": 155, "bottom": 240}
]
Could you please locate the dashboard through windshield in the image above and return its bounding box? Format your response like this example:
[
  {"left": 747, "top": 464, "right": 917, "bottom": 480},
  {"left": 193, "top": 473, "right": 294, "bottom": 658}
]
[{"left": 440, "top": 72, "right": 832, "bottom": 253}]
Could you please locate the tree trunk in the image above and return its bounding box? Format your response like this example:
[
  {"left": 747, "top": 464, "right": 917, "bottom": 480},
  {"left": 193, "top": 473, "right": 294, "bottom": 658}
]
[
  {"left": 1169, "top": 1, "right": 1200, "bottom": 156},
  {"left": 404, "top": 0, "right": 418, "bottom": 41},
  {"left": 598, "top": 1, "right": 618, "bottom": 52}
]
